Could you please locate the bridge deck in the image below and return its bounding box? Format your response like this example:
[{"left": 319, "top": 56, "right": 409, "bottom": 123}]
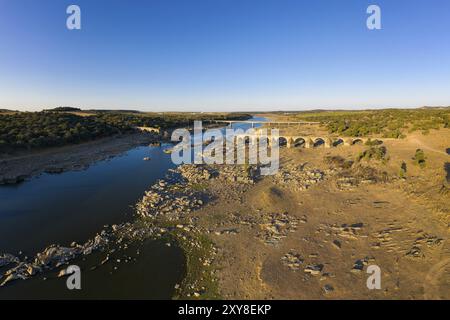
[{"left": 209, "top": 120, "right": 320, "bottom": 125}]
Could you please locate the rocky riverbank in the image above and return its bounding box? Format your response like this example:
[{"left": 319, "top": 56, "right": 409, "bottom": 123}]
[
  {"left": 0, "top": 155, "right": 380, "bottom": 292},
  {"left": 2, "top": 138, "right": 447, "bottom": 299},
  {"left": 0, "top": 164, "right": 211, "bottom": 295},
  {"left": 0, "top": 132, "right": 160, "bottom": 185},
  {"left": 0, "top": 161, "right": 262, "bottom": 297}
]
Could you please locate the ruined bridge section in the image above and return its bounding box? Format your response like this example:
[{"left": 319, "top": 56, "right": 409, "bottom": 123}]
[
  {"left": 209, "top": 120, "right": 320, "bottom": 128},
  {"left": 234, "top": 134, "right": 373, "bottom": 148},
  {"left": 278, "top": 136, "right": 370, "bottom": 148},
  {"left": 134, "top": 126, "right": 160, "bottom": 134}
]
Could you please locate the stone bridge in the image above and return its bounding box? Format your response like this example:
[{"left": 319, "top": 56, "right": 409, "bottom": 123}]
[
  {"left": 135, "top": 126, "right": 160, "bottom": 134},
  {"left": 234, "top": 134, "right": 373, "bottom": 148},
  {"left": 209, "top": 120, "right": 320, "bottom": 128}
]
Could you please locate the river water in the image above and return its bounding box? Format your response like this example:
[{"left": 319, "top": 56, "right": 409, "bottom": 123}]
[
  {"left": 0, "top": 144, "right": 184, "bottom": 299},
  {"left": 0, "top": 117, "right": 265, "bottom": 299}
]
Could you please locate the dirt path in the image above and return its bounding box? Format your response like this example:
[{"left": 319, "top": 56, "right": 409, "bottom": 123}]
[{"left": 408, "top": 137, "right": 449, "bottom": 156}]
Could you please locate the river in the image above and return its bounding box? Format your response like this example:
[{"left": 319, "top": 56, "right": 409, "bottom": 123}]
[{"left": 0, "top": 116, "right": 265, "bottom": 299}]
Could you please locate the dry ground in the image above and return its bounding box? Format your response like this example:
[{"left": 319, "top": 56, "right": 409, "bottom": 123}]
[{"left": 191, "top": 127, "right": 450, "bottom": 299}]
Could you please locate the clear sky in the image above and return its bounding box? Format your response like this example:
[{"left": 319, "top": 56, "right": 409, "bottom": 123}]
[{"left": 0, "top": 0, "right": 449, "bottom": 111}]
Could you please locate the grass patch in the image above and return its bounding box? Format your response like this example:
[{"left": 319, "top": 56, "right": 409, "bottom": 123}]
[
  {"left": 152, "top": 218, "right": 220, "bottom": 300},
  {"left": 364, "top": 138, "right": 383, "bottom": 146},
  {"left": 173, "top": 232, "right": 220, "bottom": 300},
  {"left": 190, "top": 183, "right": 208, "bottom": 192}
]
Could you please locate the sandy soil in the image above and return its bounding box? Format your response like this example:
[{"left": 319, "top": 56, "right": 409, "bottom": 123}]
[{"left": 187, "top": 126, "right": 450, "bottom": 299}]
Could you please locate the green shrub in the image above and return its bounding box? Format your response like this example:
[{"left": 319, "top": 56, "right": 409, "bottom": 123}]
[
  {"left": 399, "top": 161, "right": 407, "bottom": 178},
  {"left": 325, "top": 155, "right": 354, "bottom": 169},
  {"left": 357, "top": 146, "right": 389, "bottom": 164},
  {"left": 0, "top": 111, "right": 251, "bottom": 152},
  {"left": 365, "top": 138, "right": 383, "bottom": 146},
  {"left": 412, "top": 149, "right": 426, "bottom": 168},
  {"left": 292, "top": 108, "right": 450, "bottom": 138}
]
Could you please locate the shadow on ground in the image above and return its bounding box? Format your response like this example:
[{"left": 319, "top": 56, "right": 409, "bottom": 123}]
[{"left": 445, "top": 162, "right": 450, "bottom": 182}]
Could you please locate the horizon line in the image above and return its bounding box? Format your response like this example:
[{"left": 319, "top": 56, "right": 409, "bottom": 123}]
[{"left": 2, "top": 105, "right": 450, "bottom": 113}]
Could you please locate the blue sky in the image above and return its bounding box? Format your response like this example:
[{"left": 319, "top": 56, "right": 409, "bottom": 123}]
[{"left": 0, "top": 0, "right": 449, "bottom": 111}]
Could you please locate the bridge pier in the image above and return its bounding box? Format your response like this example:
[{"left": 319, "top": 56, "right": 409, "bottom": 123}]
[
  {"left": 344, "top": 139, "right": 352, "bottom": 146},
  {"left": 305, "top": 138, "right": 313, "bottom": 148},
  {"left": 286, "top": 138, "right": 292, "bottom": 148}
]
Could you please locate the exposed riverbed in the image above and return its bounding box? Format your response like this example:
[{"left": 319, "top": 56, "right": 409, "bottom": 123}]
[
  {"left": 0, "top": 117, "right": 266, "bottom": 299},
  {"left": 0, "top": 144, "right": 184, "bottom": 299}
]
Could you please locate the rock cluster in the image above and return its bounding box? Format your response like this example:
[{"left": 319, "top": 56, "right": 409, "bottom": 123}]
[
  {"left": 323, "top": 284, "right": 335, "bottom": 294},
  {"left": 178, "top": 165, "right": 214, "bottom": 184},
  {"left": 336, "top": 177, "right": 359, "bottom": 189},
  {"left": 136, "top": 179, "right": 204, "bottom": 218},
  {"left": 335, "top": 165, "right": 388, "bottom": 190},
  {"left": 136, "top": 163, "right": 259, "bottom": 219},
  {"left": 273, "top": 164, "right": 326, "bottom": 191},
  {"left": 304, "top": 264, "right": 324, "bottom": 276},
  {"left": 351, "top": 256, "right": 374, "bottom": 273},
  {"left": 330, "top": 223, "right": 364, "bottom": 240},
  {"left": 281, "top": 251, "right": 304, "bottom": 271},
  {"left": 0, "top": 234, "right": 109, "bottom": 287},
  {"left": 0, "top": 175, "right": 28, "bottom": 185},
  {"left": 257, "top": 212, "right": 299, "bottom": 246},
  {"left": 281, "top": 250, "right": 327, "bottom": 277},
  {"left": 406, "top": 233, "right": 443, "bottom": 259},
  {"left": 0, "top": 254, "right": 19, "bottom": 268},
  {"left": 215, "top": 165, "right": 258, "bottom": 184}
]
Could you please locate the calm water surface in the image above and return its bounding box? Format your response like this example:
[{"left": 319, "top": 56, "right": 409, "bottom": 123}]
[
  {"left": 0, "top": 144, "right": 184, "bottom": 299},
  {"left": 0, "top": 117, "right": 266, "bottom": 299}
]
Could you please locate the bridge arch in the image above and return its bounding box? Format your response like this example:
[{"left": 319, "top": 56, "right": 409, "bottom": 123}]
[
  {"left": 235, "top": 136, "right": 246, "bottom": 146},
  {"left": 278, "top": 136, "right": 288, "bottom": 147},
  {"left": 261, "top": 136, "right": 271, "bottom": 146},
  {"left": 293, "top": 137, "right": 306, "bottom": 147},
  {"left": 314, "top": 137, "right": 325, "bottom": 147},
  {"left": 333, "top": 138, "right": 344, "bottom": 147},
  {"left": 229, "top": 134, "right": 376, "bottom": 149}
]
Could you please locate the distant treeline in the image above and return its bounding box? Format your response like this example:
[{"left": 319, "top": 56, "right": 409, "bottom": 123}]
[
  {"left": 294, "top": 108, "right": 450, "bottom": 138},
  {"left": 0, "top": 111, "right": 251, "bottom": 153},
  {"left": 45, "top": 107, "right": 82, "bottom": 112}
]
